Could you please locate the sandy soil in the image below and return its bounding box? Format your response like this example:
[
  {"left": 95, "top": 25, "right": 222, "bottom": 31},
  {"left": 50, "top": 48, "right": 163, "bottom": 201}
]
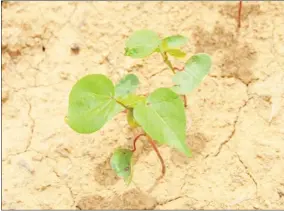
[{"left": 2, "top": 1, "right": 284, "bottom": 209}]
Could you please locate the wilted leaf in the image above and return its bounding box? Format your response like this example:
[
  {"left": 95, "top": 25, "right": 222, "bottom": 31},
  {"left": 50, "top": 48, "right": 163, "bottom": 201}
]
[
  {"left": 172, "top": 53, "right": 212, "bottom": 94},
  {"left": 125, "top": 30, "right": 161, "bottom": 58},
  {"left": 133, "top": 88, "right": 191, "bottom": 157},
  {"left": 67, "top": 74, "right": 123, "bottom": 134}
]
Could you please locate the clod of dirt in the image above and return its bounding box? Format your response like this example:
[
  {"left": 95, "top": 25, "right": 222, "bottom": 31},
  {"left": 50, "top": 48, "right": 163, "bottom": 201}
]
[
  {"left": 2, "top": 43, "right": 8, "bottom": 51},
  {"left": 59, "top": 71, "right": 70, "bottom": 80},
  {"left": 2, "top": 88, "right": 9, "bottom": 103},
  {"left": 70, "top": 43, "right": 80, "bottom": 55},
  {"left": 2, "top": 1, "right": 8, "bottom": 8},
  {"left": 35, "top": 184, "right": 51, "bottom": 192},
  {"left": 32, "top": 154, "right": 43, "bottom": 162},
  {"left": 7, "top": 48, "right": 21, "bottom": 58},
  {"left": 55, "top": 144, "right": 72, "bottom": 158},
  {"left": 99, "top": 52, "right": 110, "bottom": 64}
]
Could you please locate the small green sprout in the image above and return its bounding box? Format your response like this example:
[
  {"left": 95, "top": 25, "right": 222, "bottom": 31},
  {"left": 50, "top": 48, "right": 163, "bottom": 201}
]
[{"left": 66, "top": 29, "right": 212, "bottom": 184}]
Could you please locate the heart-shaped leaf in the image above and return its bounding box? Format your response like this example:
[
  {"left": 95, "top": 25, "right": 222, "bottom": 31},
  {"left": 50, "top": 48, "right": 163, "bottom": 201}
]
[
  {"left": 172, "top": 53, "right": 212, "bottom": 95},
  {"left": 67, "top": 74, "right": 123, "bottom": 134},
  {"left": 167, "top": 49, "right": 186, "bottom": 58},
  {"left": 125, "top": 29, "right": 161, "bottom": 58},
  {"left": 160, "top": 35, "right": 188, "bottom": 51},
  {"left": 133, "top": 88, "right": 191, "bottom": 157},
  {"left": 110, "top": 148, "right": 134, "bottom": 184},
  {"left": 115, "top": 74, "right": 139, "bottom": 98}
]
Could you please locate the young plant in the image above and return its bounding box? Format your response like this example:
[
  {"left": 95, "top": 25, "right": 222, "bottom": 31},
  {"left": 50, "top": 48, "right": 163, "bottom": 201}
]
[{"left": 65, "top": 29, "right": 212, "bottom": 184}]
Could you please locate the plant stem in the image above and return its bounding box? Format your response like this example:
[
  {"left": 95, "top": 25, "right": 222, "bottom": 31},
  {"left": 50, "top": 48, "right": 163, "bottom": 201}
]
[
  {"left": 131, "top": 133, "right": 146, "bottom": 152},
  {"left": 238, "top": 0, "right": 242, "bottom": 28},
  {"left": 159, "top": 53, "right": 188, "bottom": 108},
  {"left": 115, "top": 99, "right": 130, "bottom": 110},
  {"left": 131, "top": 133, "right": 166, "bottom": 179},
  {"left": 161, "top": 52, "right": 176, "bottom": 74},
  {"left": 174, "top": 66, "right": 184, "bottom": 71},
  {"left": 147, "top": 136, "right": 166, "bottom": 179}
]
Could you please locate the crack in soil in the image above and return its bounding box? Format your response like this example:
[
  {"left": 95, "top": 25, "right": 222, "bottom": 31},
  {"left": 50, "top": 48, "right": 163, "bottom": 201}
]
[
  {"left": 3, "top": 96, "right": 37, "bottom": 162},
  {"left": 52, "top": 167, "right": 76, "bottom": 207},
  {"left": 66, "top": 183, "right": 76, "bottom": 208},
  {"left": 206, "top": 74, "right": 265, "bottom": 158},
  {"left": 151, "top": 196, "right": 183, "bottom": 209},
  {"left": 24, "top": 97, "right": 35, "bottom": 152},
  {"left": 235, "top": 153, "right": 258, "bottom": 195},
  {"left": 214, "top": 96, "right": 252, "bottom": 157},
  {"left": 208, "top": 75, "right": 251, "bottom": 157}
]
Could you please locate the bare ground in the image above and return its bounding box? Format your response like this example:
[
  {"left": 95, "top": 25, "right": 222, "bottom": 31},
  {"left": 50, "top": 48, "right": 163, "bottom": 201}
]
[{"left": 2, "top": 1, "right": 284, "bottom": 209}]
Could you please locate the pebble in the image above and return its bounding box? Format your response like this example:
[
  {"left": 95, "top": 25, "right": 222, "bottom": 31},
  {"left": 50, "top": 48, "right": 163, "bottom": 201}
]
[
  {"left": 7, "top": 48, "right": 21, "bottom": 58},
  {"left": 59, "top": 71, "right": 69, "bottom": 80},
  {"left": 35, "top": 184, "right": 51, "bottom": 192},
  {"left": 32, "top": 154, "right": 43, "bottom": 161},
  {"left": 70, "top": 43, "right": 80, "bottom": 55}
]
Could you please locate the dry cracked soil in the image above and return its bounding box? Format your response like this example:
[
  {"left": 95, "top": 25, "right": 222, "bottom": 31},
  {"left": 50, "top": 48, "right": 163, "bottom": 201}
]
[{"left": 2, "top": 1, "right": 284, "bottom": 210}]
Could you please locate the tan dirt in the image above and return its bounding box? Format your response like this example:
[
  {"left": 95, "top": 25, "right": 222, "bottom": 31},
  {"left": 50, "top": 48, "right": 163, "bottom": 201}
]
[{"left": 2, "top": 1, "right": 284, "bottom": 209}]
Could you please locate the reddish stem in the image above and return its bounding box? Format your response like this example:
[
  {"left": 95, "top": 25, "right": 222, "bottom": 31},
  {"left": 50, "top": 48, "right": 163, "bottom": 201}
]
[
  {"left": 238, "top": 0, "right": 242, "bottom": 28},
  {"left": 131, "top": 133, "right": 146, "bottom": 152},
  {"left": 148, "top": 137, "right": 166, "bottom": 179},
  {"left": 131, "top": 133, "right": 166, "bottom": 179},
  {"left": 174, "top": 67, "right": 184, "bottom": 72}
]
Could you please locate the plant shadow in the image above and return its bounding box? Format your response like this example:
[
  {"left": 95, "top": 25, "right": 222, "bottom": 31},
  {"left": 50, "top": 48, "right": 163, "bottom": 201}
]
[{"left": 170, "top": 133, "right": 209, "bottom": 167}]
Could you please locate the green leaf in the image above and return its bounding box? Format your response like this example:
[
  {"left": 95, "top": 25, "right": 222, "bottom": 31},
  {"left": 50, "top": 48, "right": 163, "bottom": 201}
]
[
  {"left": 117, "top": 94, "right": 146, "bottom": 108},
  {"left": 115, "top": 74, "right": 139, "bottom": 98},
  {"left": 125, "top": 29, "right": 161, "bottom": 58},
  {"left": 160, "top": 35, "right": 188, "bottom": 51},
  {"left": 172, "top": 53, "right": 212, "bottom": 95},
  {"left": 67, "top": 74, "right": 123, "bottom": 134},
  {"left": 110, "top": 148, "right": 134, "bottom": 184},
  {"left": 133, "top": 88, "right": 191, "bottom": 157},
  {"left": 167, "top": 49, "right": 186, "bottom": 58}
]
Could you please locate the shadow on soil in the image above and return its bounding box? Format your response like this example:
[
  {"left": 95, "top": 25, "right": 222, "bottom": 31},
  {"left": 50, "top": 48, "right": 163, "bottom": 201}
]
[
  {"left": 76, "top": 188, "right": 157, "bottom": 210},
  {"left": 218, "top": 2, "right": 263, "bottom": 23},
  {"left": 192, "top": 23, "right": 257, "bottom": 84},
  {"left": 93, "top": 156, "right": 120, "bottom": 186}
]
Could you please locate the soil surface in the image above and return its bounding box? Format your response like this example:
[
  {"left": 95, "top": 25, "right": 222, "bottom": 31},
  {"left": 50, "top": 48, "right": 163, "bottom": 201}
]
[{"left": 2, "top": 1, "right": 284, "bottom": 209}]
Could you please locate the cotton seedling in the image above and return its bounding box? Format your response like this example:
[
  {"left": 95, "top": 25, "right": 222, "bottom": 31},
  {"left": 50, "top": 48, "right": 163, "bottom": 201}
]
[{"left": 65, "top": 29, "right": 212, "bottom": 184}]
